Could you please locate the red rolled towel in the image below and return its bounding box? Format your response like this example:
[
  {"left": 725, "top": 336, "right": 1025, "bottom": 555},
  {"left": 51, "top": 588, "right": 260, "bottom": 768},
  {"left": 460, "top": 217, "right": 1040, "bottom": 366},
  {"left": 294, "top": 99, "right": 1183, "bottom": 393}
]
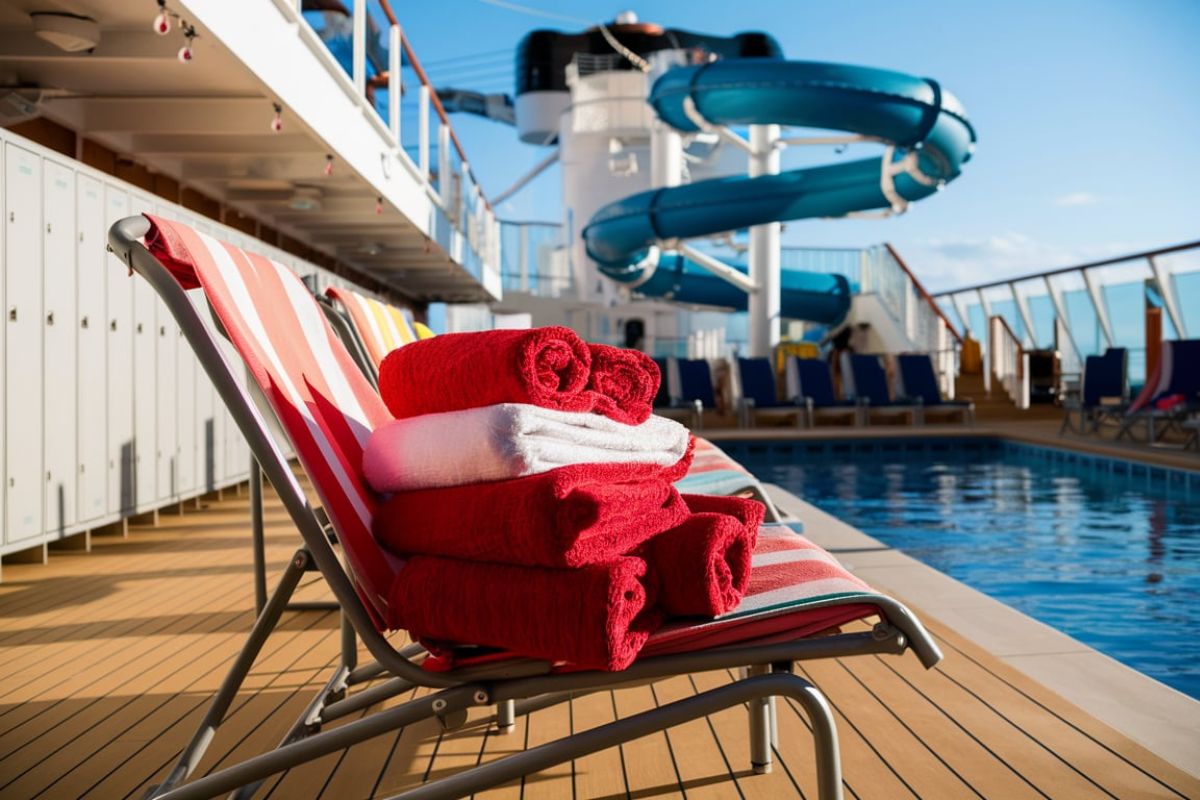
[
  {"left": 374, "top": 445, "right": 694, "bottom": 568},
  {"left": 646, "top": 494, "right": 766, "bottom": 617},
  {"left": 390, "top": 554, "right": 661, "bottom": 670},
  {"left": 378, "top": 326, "right": 594, "bottom": 419},
  {"left": 586, "top": 343, "right": 660, "bottom": 425}
]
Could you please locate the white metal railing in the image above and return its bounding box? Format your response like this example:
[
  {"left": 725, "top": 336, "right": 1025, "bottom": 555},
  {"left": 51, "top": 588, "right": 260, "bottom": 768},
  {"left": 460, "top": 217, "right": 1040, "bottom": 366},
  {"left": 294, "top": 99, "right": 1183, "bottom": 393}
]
[
  {"left": 276, "top": 0, "right": 501, "bottom": 293},
  {"left": 989, "top": 315, "right": 1030, "bottom": 408}
]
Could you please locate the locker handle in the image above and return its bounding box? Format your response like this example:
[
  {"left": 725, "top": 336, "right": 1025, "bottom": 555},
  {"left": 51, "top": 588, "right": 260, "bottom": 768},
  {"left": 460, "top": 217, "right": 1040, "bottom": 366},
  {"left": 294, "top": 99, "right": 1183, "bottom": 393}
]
[
  {"left": 46, "top": 311, "right": 54, "bottom": 326},
  {"left": 159, "top": 325, "right": 166, "bottom": 336},
  {"left": 81, "top": 316, "right": 89, "bottom": 329},
  {"left": 8, "top": 307, "right": 15, "bottom": 322},
  {"left": 136, "top": 322, "right": 143, "bottom": 334},
  {"left": 111, "top": 320, "right": 118, "bottom": 331}
]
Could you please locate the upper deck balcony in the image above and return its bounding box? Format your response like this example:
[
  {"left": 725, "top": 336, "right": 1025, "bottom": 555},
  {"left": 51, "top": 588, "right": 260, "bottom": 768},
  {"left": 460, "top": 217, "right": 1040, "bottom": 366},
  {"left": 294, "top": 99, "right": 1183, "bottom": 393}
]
[{"left": 0, "top": 0, "right": 500, "bottom": 302}]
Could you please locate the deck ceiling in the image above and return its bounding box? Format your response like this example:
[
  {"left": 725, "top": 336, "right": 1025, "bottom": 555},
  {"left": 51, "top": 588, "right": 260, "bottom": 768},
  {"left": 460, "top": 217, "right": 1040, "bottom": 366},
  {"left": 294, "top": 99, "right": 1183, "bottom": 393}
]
[{"left": 0, "top": 0, "right": 490, "bottom": 302}]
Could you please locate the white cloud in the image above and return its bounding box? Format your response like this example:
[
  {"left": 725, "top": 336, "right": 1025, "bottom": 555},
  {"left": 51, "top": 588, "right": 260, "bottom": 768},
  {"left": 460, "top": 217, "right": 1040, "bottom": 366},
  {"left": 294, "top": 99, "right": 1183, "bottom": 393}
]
[
  {"left": 902, "top": 232, "right": 1132, "bottom": 293},
  {"left": 1054, "top": 191, "right": 1100, "bottom": 207}
]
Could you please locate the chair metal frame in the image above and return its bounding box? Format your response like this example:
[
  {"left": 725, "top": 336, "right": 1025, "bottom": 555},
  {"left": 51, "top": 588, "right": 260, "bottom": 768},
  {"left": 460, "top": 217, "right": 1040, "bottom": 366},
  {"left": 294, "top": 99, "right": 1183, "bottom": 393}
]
[{"left": 110, "top": 216, "right": 942, "bottom": 800}]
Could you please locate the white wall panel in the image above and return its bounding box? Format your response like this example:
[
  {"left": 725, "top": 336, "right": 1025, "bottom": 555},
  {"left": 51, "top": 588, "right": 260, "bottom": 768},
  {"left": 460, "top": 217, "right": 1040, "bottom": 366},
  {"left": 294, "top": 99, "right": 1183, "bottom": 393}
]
[
  {"left": 103, "top": 186, "right": 134, "bottom": 515},
  {"left": 42, "top": 159, "right": 78, "bottom": 534},
  {"left": 131, "top": 193, "right": 157, "bottom": 509},
  {"left": 76, "top": 174, "right": 107, "bottom": 523},
  {"left": 4, "top": 143, "right": 44, "bottom": 543}
]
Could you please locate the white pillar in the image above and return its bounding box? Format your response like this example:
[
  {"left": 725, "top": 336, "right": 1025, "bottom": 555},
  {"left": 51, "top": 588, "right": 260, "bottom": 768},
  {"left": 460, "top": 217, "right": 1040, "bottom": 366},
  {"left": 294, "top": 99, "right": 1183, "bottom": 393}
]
[
  {"left": 651, "top": 120, "right": 682, "bottom": 188},
  {"left": 748, "top": 124, "right": 781, "bottom": 358}
]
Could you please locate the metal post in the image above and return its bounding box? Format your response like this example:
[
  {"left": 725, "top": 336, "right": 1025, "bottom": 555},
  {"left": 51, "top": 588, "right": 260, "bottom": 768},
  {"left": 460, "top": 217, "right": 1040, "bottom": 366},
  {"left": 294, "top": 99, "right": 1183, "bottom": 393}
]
[
  {"left": 650, "top": 120, "right": 682, "bottom": 188},
  {"left": 388, "top": 25, "right": 402, "bottom": 143},
  {"left": 250, "top": 457, "right": 267, "bottom": 615},
  {"left": 351, "top": 0, "right": 366, "bottom": 98},
  {"left": 1010, "top": 281, "right": 1037, "bottom": 347},
  {"left": 418, "top": 85, "right": 431, "bottom": 180},
  {"left": 1043, "top": 275, "right": 1082, "bottom": 368},
  {"left": 748, "top": 124, "right": 781, "bottom": 358},
  {"left": 518, "top": 225, "right": 529, "bottom": 292},
  {"left": 1148, "top": 255, "right": 1187, "bottom": 338},
  {"left": 438, "top": 124, "right": 452, "bottom": 208},
  {"left": 1081, "top": 267, "right": 1115, "bottom": 348},
  {"left": 747, "top": 664, "right": 773, "bottom": 773}
]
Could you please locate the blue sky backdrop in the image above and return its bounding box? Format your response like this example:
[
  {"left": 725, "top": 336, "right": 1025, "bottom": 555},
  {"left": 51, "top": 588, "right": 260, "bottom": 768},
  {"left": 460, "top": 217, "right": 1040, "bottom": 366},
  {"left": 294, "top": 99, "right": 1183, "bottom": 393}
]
[{"left": 399, "top": 0, "right": 1200, "bottom": 291}]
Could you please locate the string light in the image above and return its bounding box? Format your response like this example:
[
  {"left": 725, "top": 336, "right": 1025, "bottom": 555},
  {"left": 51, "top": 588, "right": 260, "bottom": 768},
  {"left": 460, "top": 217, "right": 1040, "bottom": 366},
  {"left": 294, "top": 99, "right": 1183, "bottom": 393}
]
[
  {"left": 323, "top": 154, "right": 334, "bottom": 177},
  {"left": 375, "top": 196, "right": 383, "bottom": 215},
  {"left": 178, "top": 22, "right": 196, "bottom": 63},
  {"left": 153, "top": 0, "right": 170, "bottom": 34},
  {"left": 270, "top": 103, "right": 283, "bottom": 133},
  {"left": 152, "top": 2, "right": 198, "bottom": 62}
]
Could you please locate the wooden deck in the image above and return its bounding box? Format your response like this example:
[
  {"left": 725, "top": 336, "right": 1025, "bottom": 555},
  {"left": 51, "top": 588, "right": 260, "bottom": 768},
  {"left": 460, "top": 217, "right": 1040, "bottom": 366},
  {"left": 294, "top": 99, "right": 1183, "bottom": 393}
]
[{"left": 0, "top": 483, "right": 1196, "bottom": 800}]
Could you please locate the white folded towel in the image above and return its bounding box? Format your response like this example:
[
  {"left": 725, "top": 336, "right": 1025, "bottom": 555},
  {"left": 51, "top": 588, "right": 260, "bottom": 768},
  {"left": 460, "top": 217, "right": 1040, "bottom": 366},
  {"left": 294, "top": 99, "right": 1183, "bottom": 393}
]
[{"left": 362, "top": 403, "right": 691, "bottom": 493}]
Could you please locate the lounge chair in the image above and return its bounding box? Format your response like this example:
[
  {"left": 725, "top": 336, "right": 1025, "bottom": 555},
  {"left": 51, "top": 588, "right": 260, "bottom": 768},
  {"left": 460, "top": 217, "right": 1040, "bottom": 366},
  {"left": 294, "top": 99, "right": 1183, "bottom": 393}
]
[
  {"left": 659, "top": 356, "right": 716, "bottom": 429},
  {"left": 842, "top": 353, "right": 923, "bottom": 425},
  {"left": 784, "top": 357, "right": 861, "bottom": 428},
  {"left": 675, "top": 437, "right": 784, "bottom": 522},
  {"left": 110, "top": 214, "right": 942, "bottom": 800},
  {"left": 1118, "top": 339, "right": 1200, "bottom": 444},
  {"left": 651, "top": 356, "right": 672, "bottom": 409},
  {"left": 1059, "top": 348, "right": 1127, "bottom": 436},
  {"left": 896, "top": 354, "right": 975, "bottom": 424},
  {"left": 736, "top": 356, "right": 805, "bottom": 428}
]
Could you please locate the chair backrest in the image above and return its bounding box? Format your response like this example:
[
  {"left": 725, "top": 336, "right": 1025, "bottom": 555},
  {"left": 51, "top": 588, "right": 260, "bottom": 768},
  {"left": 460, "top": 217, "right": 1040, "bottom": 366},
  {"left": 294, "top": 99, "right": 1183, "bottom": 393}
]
[
  {"left": 1082, "top": 347, "right": 1126, "bottom": 408},
  {"left": 674, "top": 358, "right": 716, "bottom": 408},
  {"left": 896, "top": 354, "right": 942, "bottom": 405},
  {"left": 652, "top": 357, "right": 671, "bottom": 408},
  {"left": 846, "top": 354, "right": 891, "bottom": 405},
  {"left": 1158, "top": 339, "right": 1200, "bottom": 400},
  {"left": 326, "top": 285, "right": 422, "bottom": 368},
  {"left": 785, "top": 357, "right": 838, "bottom": 406},
  {"left": 142, "top": 215, "right": 400, "bottom": 625},
  {"left": 737, "top": 357, "right": 778, "bottom": 407}
]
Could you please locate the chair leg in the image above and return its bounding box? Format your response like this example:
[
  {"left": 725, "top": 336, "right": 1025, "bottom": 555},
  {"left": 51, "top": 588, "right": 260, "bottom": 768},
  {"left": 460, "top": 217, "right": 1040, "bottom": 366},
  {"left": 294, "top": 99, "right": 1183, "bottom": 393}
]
[
  {"left": 496, "top": 699, "right": 516, "bottom": 734},
  {"left": 747, "top": 664, "right": 773, "bottom": 773}
]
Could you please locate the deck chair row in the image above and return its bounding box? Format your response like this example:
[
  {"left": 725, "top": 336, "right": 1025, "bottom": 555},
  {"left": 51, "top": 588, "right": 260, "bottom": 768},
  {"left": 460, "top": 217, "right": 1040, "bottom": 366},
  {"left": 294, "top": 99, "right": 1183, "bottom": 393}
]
[{"left": 654, "top": 353, "right": 975, "bottom": 429}]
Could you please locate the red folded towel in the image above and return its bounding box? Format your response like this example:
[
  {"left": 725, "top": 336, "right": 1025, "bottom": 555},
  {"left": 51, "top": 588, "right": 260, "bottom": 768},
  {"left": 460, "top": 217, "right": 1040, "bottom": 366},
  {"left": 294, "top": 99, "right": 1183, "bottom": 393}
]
[
  {"left": 378, "top": 326, "right": 594, "bottom": 419},
  {"left": 586, "top": 344, "right": 659, "bottom": 425},
  {"left": 646, "top": 494, "right": 765, "bottom": 617},
  {"left": 374, "top": 445, "right": 694, "bottom": 568},
  {"left": 390, "top": 554, "right": 661, "bottom": 670}
]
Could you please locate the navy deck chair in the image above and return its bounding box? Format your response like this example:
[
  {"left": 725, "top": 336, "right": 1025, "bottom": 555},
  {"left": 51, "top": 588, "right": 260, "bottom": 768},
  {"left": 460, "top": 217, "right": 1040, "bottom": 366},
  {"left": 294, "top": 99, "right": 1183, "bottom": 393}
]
[
  {"left": 736, "top": 357, "right": 804, "bottom": 427},
  {"left": 659, "top": 356, "right": 716, "bottom": 429},
  {"left": 842, "top": 353, "right": 922, "bottom": 425},
  {"left": 896, "top": 354, "right": 975, "bottom": 425},
  {"left": 1060, "top": 348, "right": 1127, "bottom": 435},
  {"left": 1118, "top": 339, "right": 1200, "bottom": 443},
  {"left": 784, "top": 357, "right": 860, "bottom": 428}
]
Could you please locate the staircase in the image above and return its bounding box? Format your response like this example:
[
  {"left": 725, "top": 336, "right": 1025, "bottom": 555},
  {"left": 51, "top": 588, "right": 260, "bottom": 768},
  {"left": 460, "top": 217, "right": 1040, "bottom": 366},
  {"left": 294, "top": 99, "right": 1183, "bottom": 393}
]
[{"left": 955, "top": 372, "right": 1061, "bottom": 422}]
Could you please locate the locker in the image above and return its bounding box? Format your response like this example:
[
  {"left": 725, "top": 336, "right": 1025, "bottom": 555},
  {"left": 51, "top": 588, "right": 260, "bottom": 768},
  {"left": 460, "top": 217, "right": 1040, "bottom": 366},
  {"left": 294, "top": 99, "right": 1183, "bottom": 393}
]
[
  {"left": 4, "top": 142, "right": 44, "bottom": 542},
  {"left": 76, "top": 174, "right": 108, "bottom": 523},
  {"left": 131, "top": 194, "right": 157, "bottom": 508},
  {"left": 0, "top": 140, "right": 5, "bottom": 541},
  {"left": 171, "top": 214, "right": 196, "bottom": 499},
  {"left": 155, "top": 293, "right": 178, "bottom": 502},
  {"left": 104, "top": 186, "right": 135, "bottom": 514},
  {"left": 42, "top": 159, "right": 78, "bottom": 534}
]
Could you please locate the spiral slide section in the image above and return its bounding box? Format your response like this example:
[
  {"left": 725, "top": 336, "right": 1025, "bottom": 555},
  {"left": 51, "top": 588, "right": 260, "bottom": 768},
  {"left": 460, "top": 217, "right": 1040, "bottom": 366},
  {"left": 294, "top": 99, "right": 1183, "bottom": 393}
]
[{"left": 582, "top": 60, "right": 977, "bottom": 324}]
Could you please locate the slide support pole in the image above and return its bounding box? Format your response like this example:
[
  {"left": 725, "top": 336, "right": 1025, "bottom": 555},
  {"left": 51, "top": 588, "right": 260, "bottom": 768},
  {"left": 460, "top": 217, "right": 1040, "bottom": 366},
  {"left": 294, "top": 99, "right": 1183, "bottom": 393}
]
[{"left": 748, "top": 124, "right": 782, "bottom": 358}]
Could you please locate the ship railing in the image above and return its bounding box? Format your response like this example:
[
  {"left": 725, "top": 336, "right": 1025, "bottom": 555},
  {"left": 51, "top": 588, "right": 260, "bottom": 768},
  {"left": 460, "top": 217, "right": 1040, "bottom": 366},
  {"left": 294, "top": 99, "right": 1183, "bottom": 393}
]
[
  {"left": 989, "top": 315, "right": 1029, "bottom": 408},
  {"left": 276, "top": 0, "right": 501, "bottom": 292},
  {"left": 932, "top": 240, "right": 1199, "bottom": 389}
]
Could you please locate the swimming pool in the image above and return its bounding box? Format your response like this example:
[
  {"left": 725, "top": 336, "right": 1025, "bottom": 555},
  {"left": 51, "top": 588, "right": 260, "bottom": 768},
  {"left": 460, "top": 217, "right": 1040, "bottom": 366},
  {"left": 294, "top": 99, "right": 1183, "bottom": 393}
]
[{"left": 720, "top": 438, "right": 1200, "bottom": 700}]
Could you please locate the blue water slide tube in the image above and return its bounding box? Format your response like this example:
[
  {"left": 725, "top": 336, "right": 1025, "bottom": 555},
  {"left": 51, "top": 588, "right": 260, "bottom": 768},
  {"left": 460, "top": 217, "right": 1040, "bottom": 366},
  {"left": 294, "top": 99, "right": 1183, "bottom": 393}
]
[{"left": 582, "top": 59, "right": 977, "bottom": 324}]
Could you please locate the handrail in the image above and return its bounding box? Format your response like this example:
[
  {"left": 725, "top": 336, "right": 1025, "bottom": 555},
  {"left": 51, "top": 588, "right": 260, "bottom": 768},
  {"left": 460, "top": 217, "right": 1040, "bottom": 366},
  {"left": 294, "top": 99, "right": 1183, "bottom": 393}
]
[
  {"left": 373, "top": 0, "right": 492, "bottom": 210},
  {"left": 884, "top": 242, "right": 963, "bottom": 343},
  {"left": 932, "top": 239, "right": 1200, "bottom": 296},
  {"left": 988, "top": 313, "right": 1028, "bottom": 408}
]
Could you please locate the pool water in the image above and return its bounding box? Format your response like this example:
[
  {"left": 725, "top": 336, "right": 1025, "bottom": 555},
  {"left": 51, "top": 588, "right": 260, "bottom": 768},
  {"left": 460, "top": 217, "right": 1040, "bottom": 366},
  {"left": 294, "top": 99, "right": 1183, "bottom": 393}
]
[{"left": 725, "top": 439, "right": 1200, "bottom": 700}]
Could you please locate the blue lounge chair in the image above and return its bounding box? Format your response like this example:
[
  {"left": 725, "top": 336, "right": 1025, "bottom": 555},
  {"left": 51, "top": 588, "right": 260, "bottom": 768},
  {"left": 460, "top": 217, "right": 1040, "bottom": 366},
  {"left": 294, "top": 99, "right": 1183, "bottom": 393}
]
[
  {"left": 1060, "top": 348, "right": 1127, "bottom": 435},
  {"left": 736, "top": 357, "right": 804, "bottom": 427},
  {"left": 1118, "top": 339, "right": 1200, "bottom": 443},
  {"left": 660, "top": 356, "right": 715, "bottom": 429},
  {"left": 651, "top": 357, "right": 671, "bottom": 409},
  {"left": 784, "top": 357, "right": 860, "bottom": 428},
  {"left": 896, "top": 354, "right": 975, "bottom": 424},
  {"left": 842, "top": 353, "right": 922, "bottom": 425}
]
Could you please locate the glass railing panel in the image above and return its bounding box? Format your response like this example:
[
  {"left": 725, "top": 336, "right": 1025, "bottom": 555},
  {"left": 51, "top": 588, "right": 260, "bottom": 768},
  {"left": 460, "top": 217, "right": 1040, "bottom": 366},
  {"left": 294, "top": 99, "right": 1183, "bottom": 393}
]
[
  {"left": 499, "top": 221, "right": 570, "bottom": 297},
  {"left": 1011, "top": 277, "right": 1054, "bottom": 350},
  {"left": 980, "top": 285, "right": 1025, "bottom": 344},
  {"left": 937, "top": 298, "right": 965, "bottom": 336},
  {"left": 1050, "top": 268, "right": 1104, "bottom": 361},
  {"left": 1156, "top": 247, "right": 1200, "bottom": 338},
  {"left": 302, "top": 5, "right": 354, "bottom": 78}
]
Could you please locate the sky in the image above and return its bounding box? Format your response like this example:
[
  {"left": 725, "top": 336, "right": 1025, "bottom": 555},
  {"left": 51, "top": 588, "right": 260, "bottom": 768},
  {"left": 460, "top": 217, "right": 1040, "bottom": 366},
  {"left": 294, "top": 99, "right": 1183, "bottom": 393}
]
[{"left": 398, "top": 0, "right": 1200, "bottom": 292}]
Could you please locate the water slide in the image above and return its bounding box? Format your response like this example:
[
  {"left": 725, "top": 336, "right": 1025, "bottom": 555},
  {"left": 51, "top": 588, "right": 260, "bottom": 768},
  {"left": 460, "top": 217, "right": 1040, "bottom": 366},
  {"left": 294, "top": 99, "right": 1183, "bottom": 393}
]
[{"left": 582, "top": 60, "right": 977, "bottom": 324}]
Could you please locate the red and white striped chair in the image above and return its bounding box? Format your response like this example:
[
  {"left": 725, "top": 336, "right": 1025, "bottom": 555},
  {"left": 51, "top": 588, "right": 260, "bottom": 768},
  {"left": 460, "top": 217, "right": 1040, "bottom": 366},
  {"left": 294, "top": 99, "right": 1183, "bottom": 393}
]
[{"left": 110, "top": 214, "right": 941, "bottom": 800}]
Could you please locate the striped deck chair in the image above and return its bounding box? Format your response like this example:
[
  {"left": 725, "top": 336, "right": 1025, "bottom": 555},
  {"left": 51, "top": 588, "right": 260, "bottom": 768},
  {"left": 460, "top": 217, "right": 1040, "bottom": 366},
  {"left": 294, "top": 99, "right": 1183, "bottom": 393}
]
[
  {"left": 678, "top": 437, "right": 785, "bottom": 522},
  {"left": 326, "top": 285, "right": 432, "bottom": 379},
  {"left": 110, "top": 214, "right": 942, "bottom": 800}
]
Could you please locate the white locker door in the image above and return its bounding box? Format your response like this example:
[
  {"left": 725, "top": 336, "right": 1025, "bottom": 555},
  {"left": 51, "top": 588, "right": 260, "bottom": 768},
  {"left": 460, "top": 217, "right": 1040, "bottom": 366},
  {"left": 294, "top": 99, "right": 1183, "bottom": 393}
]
[
  {"left": 175, "top": 316, "right": 196, "bottom": 497},
  {"left": 104, "top": 186, "right": 134, "bottom": 514},
  {"left": 42, "top": 159, "right": 77, "bottom": 534},
  {"left": 76, "top": 174, "right": 107, "bottom": 523},
  {"left": 155, "top": 296, "right": 177, "bottom": 503},
  {"left": 5, "top": 143, "right": 44, "bottom": 542},
  {"left": 131, "top": 212, "right": 157, "bottom": 509}
]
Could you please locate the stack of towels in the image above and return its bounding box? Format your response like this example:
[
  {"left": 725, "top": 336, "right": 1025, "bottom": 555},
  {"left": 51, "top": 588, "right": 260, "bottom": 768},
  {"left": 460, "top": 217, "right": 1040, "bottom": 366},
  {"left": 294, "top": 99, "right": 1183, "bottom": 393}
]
[{"left": 364, "top": 326, "right": 764, "bottom": 671}]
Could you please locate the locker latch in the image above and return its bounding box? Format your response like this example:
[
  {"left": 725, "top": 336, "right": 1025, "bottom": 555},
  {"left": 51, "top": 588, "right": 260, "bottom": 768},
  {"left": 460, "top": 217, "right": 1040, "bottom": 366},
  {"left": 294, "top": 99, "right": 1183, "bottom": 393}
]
[
  {"left": 7, "top": 307, "right": 15, "bottom": 322},
  {"left": 81, "top": 316, "right": 89, "bottom": 329},
  {"left": 46, "top": 311, "right": 55, "bottom": 326}
]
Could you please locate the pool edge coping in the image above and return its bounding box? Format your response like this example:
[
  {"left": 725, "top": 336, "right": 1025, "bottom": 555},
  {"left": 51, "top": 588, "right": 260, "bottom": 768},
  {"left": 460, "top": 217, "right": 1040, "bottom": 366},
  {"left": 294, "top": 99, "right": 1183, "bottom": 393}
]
[{"left": 762, "top": 482, "right": 1200, "bottom": 780}]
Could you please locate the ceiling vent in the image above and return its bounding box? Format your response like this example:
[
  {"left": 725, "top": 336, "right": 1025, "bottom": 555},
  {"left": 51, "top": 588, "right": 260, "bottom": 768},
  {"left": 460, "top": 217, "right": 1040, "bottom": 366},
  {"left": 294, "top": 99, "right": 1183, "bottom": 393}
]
[
  {"left": 288, "top": 186, "right": 324, "bottom": 212},
  {"left": 31, "top": 12, "right": 100, "bottom": 53},
  {"left": 0, "top": 88, "right": 44, "bottom": 125}
]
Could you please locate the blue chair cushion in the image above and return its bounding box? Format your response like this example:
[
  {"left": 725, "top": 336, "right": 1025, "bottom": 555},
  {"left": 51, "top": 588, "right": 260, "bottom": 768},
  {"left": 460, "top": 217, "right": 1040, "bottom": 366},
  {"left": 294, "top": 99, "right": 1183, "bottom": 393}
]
[
  {"left": 792, "top": 358, "right": 840, "bottom": 407},
  {"left": 897, "top": 354, "right": 942, "bottom": 405},
  {"left": 738, "top": 357, "right": 780, "bottom": 408},
  {"left": 652, "top": 357, "right": 671, "bottom": 408},
  {"left": 677, "top": 359, "right": 715, "bottom": 408},
  {"left": 849, "top": 354, "right": 893, "bottom": 406}
]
